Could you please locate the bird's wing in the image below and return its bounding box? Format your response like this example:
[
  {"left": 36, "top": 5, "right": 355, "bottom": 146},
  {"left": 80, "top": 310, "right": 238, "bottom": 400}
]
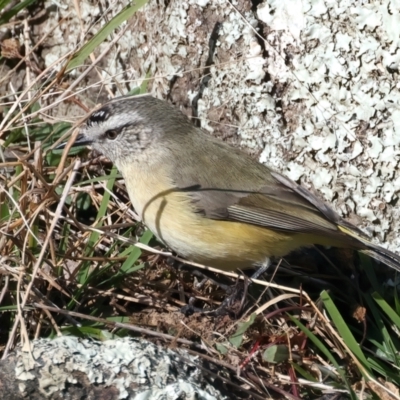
[
  {"left": 180, "top": 170, "right": 366, "bottom": 238},
  {"left": 185, "top": 183, "right": 340, "bottom": 235},
  {"left": 169, "top": 132, "right": 366, "bottom": 238}
]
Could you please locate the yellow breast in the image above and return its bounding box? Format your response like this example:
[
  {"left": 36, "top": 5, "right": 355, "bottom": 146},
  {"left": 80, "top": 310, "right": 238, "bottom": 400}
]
[{"left": 117, "top": 159, "right": 313, "bottom": 270}]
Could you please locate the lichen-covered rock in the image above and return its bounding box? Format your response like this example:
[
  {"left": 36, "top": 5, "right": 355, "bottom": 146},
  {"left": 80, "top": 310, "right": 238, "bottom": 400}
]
[
  {"left": 7, "top": 336, "right": 229, "bottom": 399},
  {"left": 37, "top": 0, "right": 400, "bottom": 252}
]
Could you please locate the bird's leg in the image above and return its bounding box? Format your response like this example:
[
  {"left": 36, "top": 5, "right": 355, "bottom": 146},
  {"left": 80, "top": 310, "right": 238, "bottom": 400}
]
[
  {"left": 181, "top": 275, "right": 250, "bottom": 318},
  {"left": 179, "top": 268, "right": 238, "bottom": 316},
  {"left": 207, "top": 258, "right": 272, "bottom": 317},
  {"left": 250, "top": 258, "right": 272, "bottom": 280},
  {"left": 180, "top": 259, "right": 273, "bottom": 317},
  {"left": 166, "top": 258, "right": 233, "bottom": 314}
]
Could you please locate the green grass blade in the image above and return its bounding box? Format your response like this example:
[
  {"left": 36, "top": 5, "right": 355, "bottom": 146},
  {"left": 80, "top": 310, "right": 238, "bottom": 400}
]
[
  {"left": 288, "top": 314, "right": 357, "bottom": 399},
  {"left": 128, "top": 70, "right": 151, "bottom": 95},
  {"left": 119, "top": 229, "right": 153, "bottom": 274},
  {"left": 74, "top": 173, "right": 123, "bottom": 187},
  {"left": 0, "top": 192, "right": 10, "bottom": 222},
  {"left": 97, "top": 228, "right": 154, "bottom": 286},
  {"left": 0, "top": 0, "right": 37, "bottom": 24},
  {"left": 87, "top": 166, "right": 118, "bottom": 247},
  {"left": 395, "top": 289, "right": 400, "bottom": 316},
  {"left": 66, "top": 0, "right": 149, "bottom": 71},
  {"left": 75, "top": 166, "right": 118, "bottom": 288},
  {"left": 372, "top": 291, "right": 400, "bottom": 329},
  {"left": 0, "top": 0, "right": 12, "bottom": 12},
  {"left": 291, "top": 362, "right": 317, "bottom": 382},
  {"left": 363, "top": 293, "right": 400, "bottom": 372},
  {"left": 360, "top": 253, "right": 382, "bottom": 293},
  {"left": 289, "top": 314, "right": 340, "bottom": 369},
  {"left": 229, "top": 313, "right": 256, "bottom": 348},
  {"left": 367, "top": 357, "right": 400, "bottom": 383},
  {"left": 321, "top": 290, "right": 372, "bottom": 375}
]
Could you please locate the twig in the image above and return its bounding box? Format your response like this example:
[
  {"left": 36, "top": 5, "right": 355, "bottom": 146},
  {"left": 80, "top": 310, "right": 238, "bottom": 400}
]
[{"left": 2, "top": 160, "right": 81, "bottom": 359}]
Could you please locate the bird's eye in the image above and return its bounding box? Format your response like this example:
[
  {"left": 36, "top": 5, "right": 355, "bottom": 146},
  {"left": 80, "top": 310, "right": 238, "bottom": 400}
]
[{"left": 105, "top": 130, "right": 119, "bottom": 140}]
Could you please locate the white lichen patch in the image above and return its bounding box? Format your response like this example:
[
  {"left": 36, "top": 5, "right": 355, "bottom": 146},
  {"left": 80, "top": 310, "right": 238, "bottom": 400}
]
[
  {"left": 14, "top": 337, "right": 226, "bottom": 399},
  {"left": 257, "top": 0, "right": 400, "bottom": 248},
  {"left": 42, "top": 1, "right": 114, "bottom": 73}
]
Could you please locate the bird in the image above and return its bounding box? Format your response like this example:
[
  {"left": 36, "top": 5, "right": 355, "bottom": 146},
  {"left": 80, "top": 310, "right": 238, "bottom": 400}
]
[{"left": 59, "top": 94, "right": 400, "bottom": 274}]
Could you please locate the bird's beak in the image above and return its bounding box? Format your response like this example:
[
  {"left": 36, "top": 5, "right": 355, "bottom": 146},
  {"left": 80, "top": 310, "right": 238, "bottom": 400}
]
[{"left": 56, "top": 133, "right": 93, "bottom": 150}]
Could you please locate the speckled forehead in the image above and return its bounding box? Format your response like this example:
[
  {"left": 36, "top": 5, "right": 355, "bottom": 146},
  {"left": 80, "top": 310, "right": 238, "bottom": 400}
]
[
  {"left": 85, "top": 104, "right": 142, "bottom": 130},
  {"left": 87, "top": 108, "right": 111, "bottom": 126}
]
